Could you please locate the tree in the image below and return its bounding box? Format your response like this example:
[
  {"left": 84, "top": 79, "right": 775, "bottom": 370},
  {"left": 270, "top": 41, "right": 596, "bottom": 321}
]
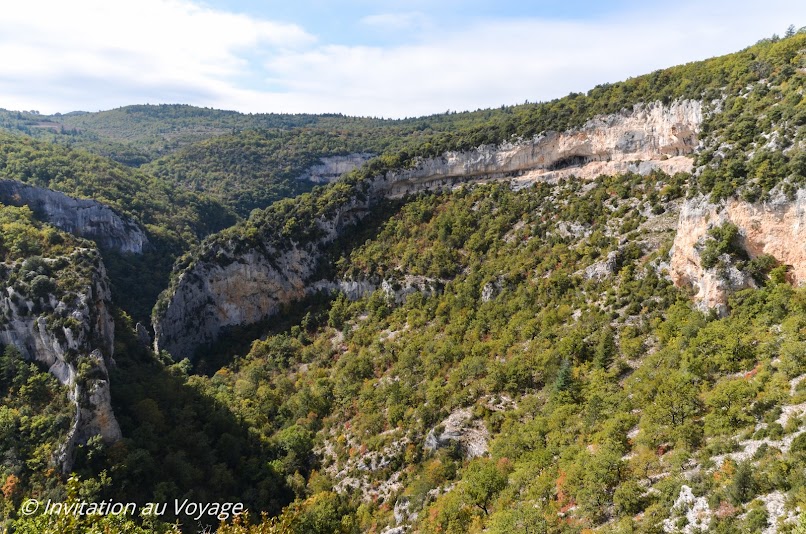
[
  {"left": 703, "top": 378, "right": 757, "bottom": 436},
  {"left": 0, "top": 345, "right": 21, "bottom": 389},
  {"left": 593, "top": 326, "right": 617, "bottom": 370},
  {"left": 728, "top": 462, "right": 756, "bottom": 505},
  {"left": 640, "top": 369, "right": 702, "bottom": 447},
  {"left": 462, "top": 459, "right": 508, "bottom": 516},
  {"left": 554, "top": 359, "right": 574, "bottom": 393}
]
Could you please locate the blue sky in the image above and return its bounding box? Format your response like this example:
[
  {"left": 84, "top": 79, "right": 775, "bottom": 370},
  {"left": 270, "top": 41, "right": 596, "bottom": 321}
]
[
  {"left": 1, "top": 0, "right": 805, "bottom": 118},
  {"left": 201, "top": 0, "right": 651, "bottom": 45}
]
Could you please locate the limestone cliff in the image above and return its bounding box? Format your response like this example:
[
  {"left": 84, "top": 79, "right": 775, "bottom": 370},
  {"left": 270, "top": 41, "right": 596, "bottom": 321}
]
[
  {"left": 0, "top": 179, "right": 148, "bottom": 253},
  {"left": 153, "top": 199, "right": 371, "bottom": 360},
  {"left": 0, "top": 248, "right": 122, "bottom": 471},
  {"left": 154, "top": 100, "right": 703, "bottom": 360},
  {"left": 296, "top": 153, "right": 375, "bottom": 184},
  {"left": 670, "top": 189, "right": 806, "bottom": 313},
  {"left": 374, "top": 99, "right": 701, "bottom": 197}
]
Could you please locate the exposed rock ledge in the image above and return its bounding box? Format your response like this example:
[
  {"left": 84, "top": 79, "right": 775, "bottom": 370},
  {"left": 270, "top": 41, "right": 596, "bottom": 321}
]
[
  {"left": 155, "top": 100, "right": 703, "bottom": 360},
  {"left": 0, "top": 180, "right": 148, "bottom": 254},
  {"left": 372, "top": 99, "right": 701, "bottom": 198},
  {"left": 670, "top": 189, "right": 806, "bottom": 313}
]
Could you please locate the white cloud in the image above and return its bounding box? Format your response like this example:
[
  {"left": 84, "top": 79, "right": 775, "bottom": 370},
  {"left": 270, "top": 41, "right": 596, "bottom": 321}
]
[
  {"left": 1, "top": 0, "right": 806, "bottom": 117},
  {"left": 0, "top": 0, "right": 313, "bottom": 112},
  {"left": 251, "top": 0, "right": 806, "bottom": 117}
]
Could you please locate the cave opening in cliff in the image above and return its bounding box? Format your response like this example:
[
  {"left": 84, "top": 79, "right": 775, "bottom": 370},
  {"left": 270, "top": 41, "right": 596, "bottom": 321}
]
[{"left": 547, "top": 154, "right": 592, "bottom": 171}]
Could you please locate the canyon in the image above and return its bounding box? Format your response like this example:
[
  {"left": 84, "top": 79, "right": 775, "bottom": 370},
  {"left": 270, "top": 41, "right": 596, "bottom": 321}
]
[{"left": 154, "top": 99, "right": 706, "bottom": 360}]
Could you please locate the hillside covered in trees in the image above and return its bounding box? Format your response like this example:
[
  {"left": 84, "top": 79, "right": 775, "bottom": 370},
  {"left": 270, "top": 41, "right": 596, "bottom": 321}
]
[{"left": 3, "top": 28, "right": 806, "bottom": 534}]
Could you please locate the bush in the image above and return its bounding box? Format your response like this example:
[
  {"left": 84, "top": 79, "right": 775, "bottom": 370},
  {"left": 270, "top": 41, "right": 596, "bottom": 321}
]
[{"left": 29, "top": 275, "right": 55, "bottom": 299}]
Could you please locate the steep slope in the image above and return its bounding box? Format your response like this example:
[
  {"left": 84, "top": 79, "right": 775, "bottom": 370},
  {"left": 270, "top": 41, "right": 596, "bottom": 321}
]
[
  {"left": 379, "top": 99, "right": 700, "bottom": 197},
  {"left": 0, "top": 179, "right": 148, "bottom": 253},
  {"left": 0, "top": 133, "right": 236, "bottom": 321},
  {"left": 144, "top": 32, "right": 806, "bottom": 534},
  {"left": 154, "top": 33, "right": 806, "bottom": 361},
  {"left": 144, "top": 129, "right": 379, "bottom": 216},
  {"left": 5, "top": 29, "right": 806, "bottom": 534},
  {"left": 670, "top": 191, "right": 806, "bottom": 314},
  {"left": 0, "top": 133, "right": 234, "bottom": 241},
  {"left": 0, "top": 206, "right": 120, "bottom": 473},
  {"left": 207, "top": 174, "right": 806, "bottom": 534},
  {"left": 153, "top": 99, "right": 703, "bottom": 360}
]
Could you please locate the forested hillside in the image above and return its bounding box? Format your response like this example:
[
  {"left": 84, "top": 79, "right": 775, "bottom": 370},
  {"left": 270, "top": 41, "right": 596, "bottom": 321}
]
[{"left": 3, "top": 28, "right": 806, "bottom": 534}]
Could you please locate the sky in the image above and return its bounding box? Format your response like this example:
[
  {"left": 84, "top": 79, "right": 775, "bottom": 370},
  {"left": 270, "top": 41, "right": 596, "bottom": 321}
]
[{"left": 2, "top": 0, "right": 806, "bottom": 118}]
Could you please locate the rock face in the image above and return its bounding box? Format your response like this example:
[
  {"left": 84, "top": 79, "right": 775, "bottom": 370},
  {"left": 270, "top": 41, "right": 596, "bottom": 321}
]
[
  {"left": 154, "top": 199, "right": 371, "bottom": 360},
  {"left": 0, "top": 180, "right": 148, "bottom": 253},
  {"left": 0, "top": 248, "right": 122, "bottom": 472},
  {"left": 670, "top": 189, "right": 806, "bottom": 312},
  {"left": 374, "top": 99, "right": 702, "bottom": 197},
  {"left": 585, "top": 250, "right": 622, "bottom": 280},
  {"left": 296, "top": 153, "right": 375, "bottom": 184},
  {"left": 155, "top": 100, "right": 703, "bottom": 359}
]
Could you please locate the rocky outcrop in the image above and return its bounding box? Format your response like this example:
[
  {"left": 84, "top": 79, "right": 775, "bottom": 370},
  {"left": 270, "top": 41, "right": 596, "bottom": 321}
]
[
  {"left": 296, "top": 153, "right": 375, "bottom": 184},
  {"left": 424, "top": 408, "right": 489, "bottom": 459},
  {"left": 311, "top": 275, "right": 442, "bottom": 304},
  {"left": 373, "top": 100, "right": 702, "bottom": 197},
  {"left": 153, "top": 199, "right": 371, "bottom": 360},
  {"left": 157, "top": 259, "right": 443, "bottom": 360},
  {"left": 585, "top": 250, "right": 622, "bottom": 280},
  {"left": 155, "top": 100, "right": 703, "bottom": 359},
  {"left": 0, "top": 248, "right": 122, "bottom": 471},
  {"left": 0, "top": 180, "right": 148, "bottom": 253},
  {"left": 670, "top": 189, "right": 806, "bottom": 312}
]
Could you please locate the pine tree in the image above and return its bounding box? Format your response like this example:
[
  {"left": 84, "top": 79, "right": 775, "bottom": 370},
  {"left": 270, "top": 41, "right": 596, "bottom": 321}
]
[
  {"left": 593, "top": 326, "right": 616, "bottom": 370},
  {"left": 555, "top": 359, "right": 573, "bottom": 393}
]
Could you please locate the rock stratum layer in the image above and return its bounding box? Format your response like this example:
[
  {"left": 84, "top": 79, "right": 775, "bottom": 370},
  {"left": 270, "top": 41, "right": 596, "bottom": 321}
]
[
  {"left": 155, "top": 100, "right": 703, "bottom": 360},
  {"left": 0, "top": 180, "right": 148, "bottom": 253},
  {"left": 671, "top": 190, "right": 806, "bottom": 313},
  {"left": 376, "top": 99, "right": 701, "bottom": 197},
  {"left": 0, "top": 248, "right": 122, "bottom": 471}
]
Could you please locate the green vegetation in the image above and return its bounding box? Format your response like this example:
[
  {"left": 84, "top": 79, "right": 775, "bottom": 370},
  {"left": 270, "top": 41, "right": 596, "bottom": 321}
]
[
  {"left": 700, "top": 222, "right": 745, "bottom": 269},
  {"left": 0, "top": 133, "right": 234, "bottom": 242},
  {"left": 184, "top": 177, "right": 679, "bottom": 531},
  {"left": 145, "top": 129, "right": 374, "bottom": 216},
  {"left": 0, "top": 344, "right": 73, "bottom": 519},
  {"left": 0, "top": 204, "right": 102, "bottom": 323},
  {"left": 6, "top": 28, "right": 806, "bottom": 534},
  {"left": 693, "top": 35, "right": 806, "bottom": 201},
  {"left": 100, "top": 312, "right": 292, "bottom": 525},
  {"left": 166, "top": 32, "right": 806, "bottom": 285},
  {"left": 180, "top": 176, "right": 806, "bottom": 532},
  {"left": 0, "top": 134, "right": 237, "bottom": 320}
]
